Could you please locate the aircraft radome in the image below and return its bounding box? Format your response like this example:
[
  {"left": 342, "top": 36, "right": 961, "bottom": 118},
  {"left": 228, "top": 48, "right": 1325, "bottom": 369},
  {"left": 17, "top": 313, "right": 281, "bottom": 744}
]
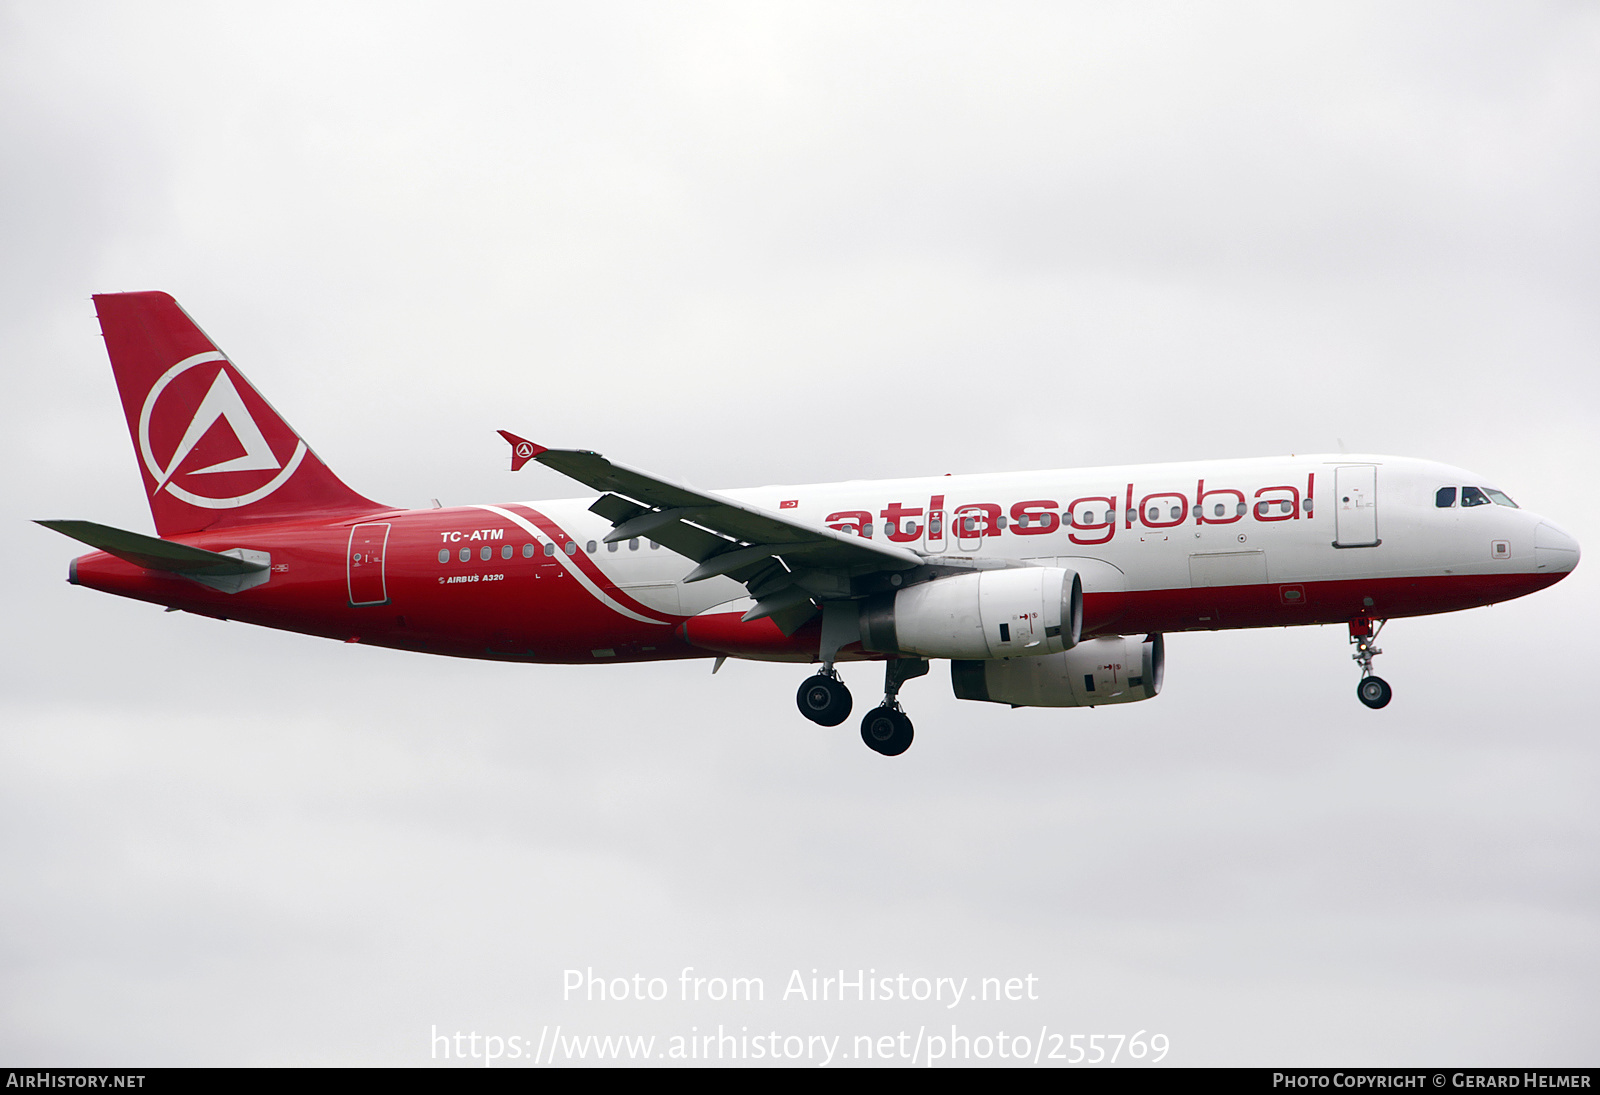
[{"left": 39, "top": 292, "right": 1582, "bottom": 755}]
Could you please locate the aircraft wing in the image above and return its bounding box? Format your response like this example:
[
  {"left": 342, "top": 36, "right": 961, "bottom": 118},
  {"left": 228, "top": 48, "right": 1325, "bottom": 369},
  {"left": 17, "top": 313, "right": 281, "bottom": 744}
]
[{"left": 518, "top": 441, "right": 923, "bottom": 633}]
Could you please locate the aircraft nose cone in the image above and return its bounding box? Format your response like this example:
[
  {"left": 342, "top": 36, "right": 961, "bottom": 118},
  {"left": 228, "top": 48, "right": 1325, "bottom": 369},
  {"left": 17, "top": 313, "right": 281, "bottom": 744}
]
[{"left": 1535, "top": 522, "right": 1580, "bottom": 575}]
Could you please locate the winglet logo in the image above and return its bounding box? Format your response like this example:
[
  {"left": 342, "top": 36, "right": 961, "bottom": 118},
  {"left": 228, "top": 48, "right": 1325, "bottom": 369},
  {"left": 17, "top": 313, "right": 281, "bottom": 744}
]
[
  {"left": 496, "top": 430, "right": 545, "bottom": 471},
  {"left": 138, "top": 352, "right": 308, "bottom": 509}
]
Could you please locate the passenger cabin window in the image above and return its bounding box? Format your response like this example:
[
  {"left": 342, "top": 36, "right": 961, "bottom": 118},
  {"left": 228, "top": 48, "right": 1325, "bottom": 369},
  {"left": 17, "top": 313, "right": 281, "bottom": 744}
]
[
  {"left": 1436, "top": 487, "right": 1457, "bottom": 508},
  {"left": 523, "top": 543, "right": 535, "bottom": 558},
  {"left": 1461, "top": 486, "right": 1491, "bottom": 508},
  {"left": 586, "top": 540, "right": 597, "bottom": 553},
  {"left": 543, "top": 542, "right": 555, "bottom": 556},
  {"left": 437, "top": 548, "right": 450, "bottom": 564},
  {"left": 458, "top": 547, "right": 471, "bottom": 562}
]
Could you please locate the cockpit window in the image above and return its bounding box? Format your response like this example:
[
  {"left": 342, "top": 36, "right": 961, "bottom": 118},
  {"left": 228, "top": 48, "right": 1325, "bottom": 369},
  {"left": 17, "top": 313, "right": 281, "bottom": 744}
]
[
  {"left": 1435, "top": 487, "right": 1456, "bottom": 508},
  {"left": 1483, "top": 488, "right": 1518, "bottom": 508},
  {"left": 1460, "top": 486, "right": 1491, "bottom": 507}
]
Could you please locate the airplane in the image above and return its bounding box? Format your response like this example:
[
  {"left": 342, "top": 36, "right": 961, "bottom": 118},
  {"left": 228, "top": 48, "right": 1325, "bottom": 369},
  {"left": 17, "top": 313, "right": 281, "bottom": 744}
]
[{"left": 39, "top": 292, "right": 1582, "bottom": 756}]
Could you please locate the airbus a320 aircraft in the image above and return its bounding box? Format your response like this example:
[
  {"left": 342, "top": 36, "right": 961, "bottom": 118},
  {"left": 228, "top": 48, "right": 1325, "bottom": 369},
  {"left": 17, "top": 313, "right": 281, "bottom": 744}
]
[{"left": 41, "top": 293, "right": 1581, "bottom": 755}]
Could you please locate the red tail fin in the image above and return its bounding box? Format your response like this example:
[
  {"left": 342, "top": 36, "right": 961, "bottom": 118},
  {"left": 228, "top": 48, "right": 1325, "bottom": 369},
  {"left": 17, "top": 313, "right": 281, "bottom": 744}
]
[{"left": 94, "top": 291, "right": 385, "bottom": 537}]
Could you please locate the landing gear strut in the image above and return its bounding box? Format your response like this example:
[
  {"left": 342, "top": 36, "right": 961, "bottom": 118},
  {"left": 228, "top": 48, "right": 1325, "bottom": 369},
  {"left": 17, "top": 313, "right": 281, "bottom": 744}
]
[
  {"left": 860, "top": 658, "right": 928, "bottom": 757},
  {"left": 796, "top": 670, "right": 852, "bottom": 726},
  {"left": 1349, "top": 617, "right": 1392, "bottom": 709}
]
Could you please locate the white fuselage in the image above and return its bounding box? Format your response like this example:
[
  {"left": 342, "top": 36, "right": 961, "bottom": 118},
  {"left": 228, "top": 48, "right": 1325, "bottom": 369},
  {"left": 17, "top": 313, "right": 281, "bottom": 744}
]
[{"left": 514, "top": 454, "right": 1578, "bottom": 633}]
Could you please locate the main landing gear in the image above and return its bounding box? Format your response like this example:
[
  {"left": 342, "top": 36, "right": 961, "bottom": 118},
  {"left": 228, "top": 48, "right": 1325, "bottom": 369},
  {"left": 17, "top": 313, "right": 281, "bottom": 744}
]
[
  {"left": 796, "top": 670, "right": 852, "bottom": 726},
  {"left": 860, "top": 706, "right": 913, "bottom": 757},
  {"left": 858, "top": 658, "right": 929, "bottom": 757},
  {"left": 1349, "top": 617, "right": 1392, "bottom": 709},
  {"left": 796, "top": 658, "right": 929, "bottom": 756}
]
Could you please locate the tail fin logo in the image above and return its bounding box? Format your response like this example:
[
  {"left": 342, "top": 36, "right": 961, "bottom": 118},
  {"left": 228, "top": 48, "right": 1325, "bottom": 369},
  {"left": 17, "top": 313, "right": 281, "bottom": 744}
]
[{"left": 138, "top": 352, "right": 308, "bottom": 509}]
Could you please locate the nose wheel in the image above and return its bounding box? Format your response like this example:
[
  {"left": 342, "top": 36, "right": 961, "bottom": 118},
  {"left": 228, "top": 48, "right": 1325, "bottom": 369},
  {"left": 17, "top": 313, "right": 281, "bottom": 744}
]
[
  {"left": 1349, "top": 617, "right": 1392, "bottom": 709},
  {"left": 1357, "top": 675, "right": 1392, "bottom": 709}
]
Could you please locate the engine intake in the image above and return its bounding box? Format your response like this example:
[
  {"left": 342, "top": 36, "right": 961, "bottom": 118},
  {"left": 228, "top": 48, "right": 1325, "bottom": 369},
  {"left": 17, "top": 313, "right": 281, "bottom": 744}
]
[
  {"left": 951, "top": 633, "right": 1164, "bottom": 707},
  {"left": 860, "top": 567, "right": 1081, "bottom": 660}
]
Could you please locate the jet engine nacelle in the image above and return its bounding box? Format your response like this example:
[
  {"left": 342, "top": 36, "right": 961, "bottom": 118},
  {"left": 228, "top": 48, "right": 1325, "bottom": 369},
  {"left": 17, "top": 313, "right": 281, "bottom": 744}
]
[
  {"left": 860, "top": 567, "right": 1082, "bottom": 660},
  {"left": 950, "top": 633, "right": 1164, "bottom": 707}
]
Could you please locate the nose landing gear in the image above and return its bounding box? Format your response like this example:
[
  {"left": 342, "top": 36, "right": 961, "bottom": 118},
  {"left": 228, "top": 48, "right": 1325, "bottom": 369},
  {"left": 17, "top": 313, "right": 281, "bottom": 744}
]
[
  {"left": 1349, "top": 617, "right": 1391, "bottom": 709},
  {"left": 1357, "top": 675, "right": 1392, "bottom": 708}
]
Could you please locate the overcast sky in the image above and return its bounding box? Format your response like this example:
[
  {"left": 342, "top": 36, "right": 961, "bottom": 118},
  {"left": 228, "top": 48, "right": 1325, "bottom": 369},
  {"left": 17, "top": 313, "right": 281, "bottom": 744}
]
[{"left": 2, "top": 1, "right": 1597, "bottom": 1067}]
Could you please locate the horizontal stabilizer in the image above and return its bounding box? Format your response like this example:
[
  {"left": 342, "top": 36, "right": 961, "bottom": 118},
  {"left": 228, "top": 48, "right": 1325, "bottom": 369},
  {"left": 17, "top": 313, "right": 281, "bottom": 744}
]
[{"left": 36, "top": 520, "right": 268, "bottom": 577}]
